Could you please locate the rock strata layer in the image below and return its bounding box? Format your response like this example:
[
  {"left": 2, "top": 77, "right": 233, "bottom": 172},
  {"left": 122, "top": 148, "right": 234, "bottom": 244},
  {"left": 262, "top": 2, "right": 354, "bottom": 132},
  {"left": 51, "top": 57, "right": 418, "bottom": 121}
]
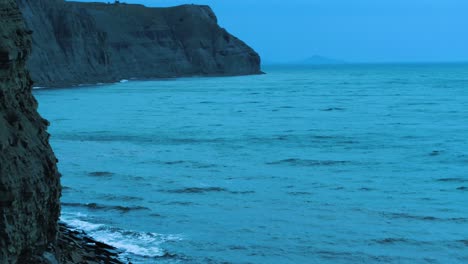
[{"left": 17, "top": 0, "right": 262, "bottom": 87}]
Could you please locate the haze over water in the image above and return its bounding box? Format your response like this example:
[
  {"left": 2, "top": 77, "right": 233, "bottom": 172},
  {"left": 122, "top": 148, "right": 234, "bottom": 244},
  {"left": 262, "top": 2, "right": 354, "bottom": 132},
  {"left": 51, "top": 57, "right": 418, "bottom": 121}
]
[
  {"left": 76, "top": 0, "right": 468, "bottom": 64},
  {"left": 35, "top": 64, "right": 468, "bottom": 263}
]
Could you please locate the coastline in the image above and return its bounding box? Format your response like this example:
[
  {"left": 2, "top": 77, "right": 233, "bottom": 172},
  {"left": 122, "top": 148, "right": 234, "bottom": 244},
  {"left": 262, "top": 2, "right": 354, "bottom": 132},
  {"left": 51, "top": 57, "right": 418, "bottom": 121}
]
[
  {"left": 32, "top": 71, "right": 266, "bottom": 90},
  {"left": 19, "top": 0, "right": 262, "bottom": 89}
]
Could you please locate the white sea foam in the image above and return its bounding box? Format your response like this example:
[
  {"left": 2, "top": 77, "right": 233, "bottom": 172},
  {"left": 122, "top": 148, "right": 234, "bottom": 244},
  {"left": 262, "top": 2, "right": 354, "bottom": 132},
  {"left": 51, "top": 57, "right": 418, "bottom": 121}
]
[
  {"left": 61, "top": 214, "right": 182, "bottom": 258},
  {"left": 60, "top": 213, "right": 103, "bottom": 231},
  {"left": 119, "top": 79, "right": 129, "bottom": 83},
  {"left": 91, "top": 230, "right": 166, "bottom": 257},
  {"left": 64, "top": 218, "right": 104, "bottom": 231}
]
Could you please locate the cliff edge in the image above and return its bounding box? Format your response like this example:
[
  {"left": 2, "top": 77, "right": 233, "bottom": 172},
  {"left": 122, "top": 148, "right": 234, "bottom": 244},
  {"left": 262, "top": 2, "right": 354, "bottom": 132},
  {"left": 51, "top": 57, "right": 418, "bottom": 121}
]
[
  {"left": 0, "top": 0, "right": 60, "bottom": 262},
  {"left": 1, "top": 1, "right": 125, "bottom": 263},
  {"left": 17, "top": 0, "right": 262, "bottom": 87}
]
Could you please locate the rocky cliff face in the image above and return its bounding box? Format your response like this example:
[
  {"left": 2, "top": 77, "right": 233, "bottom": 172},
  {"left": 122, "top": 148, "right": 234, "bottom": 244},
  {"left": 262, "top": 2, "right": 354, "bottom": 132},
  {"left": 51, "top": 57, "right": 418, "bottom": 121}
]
[
  {"left": 17, "top": 0, "right": 262, "bottom": 87},
  {"left": 0, "top": 2, "right": 124, "bottom": 263},
  {"left": 0, "top": 0, "right": 61, "bottom": 262}
]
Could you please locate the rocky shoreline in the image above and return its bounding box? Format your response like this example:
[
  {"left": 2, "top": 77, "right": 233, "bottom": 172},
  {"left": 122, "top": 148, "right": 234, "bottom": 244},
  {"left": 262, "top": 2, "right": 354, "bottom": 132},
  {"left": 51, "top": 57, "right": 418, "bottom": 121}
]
[
  {"left": 35, "top": 223, "right": 126, "bottom": 264},
  {"left": 57, "top": 223, "right": 126, "bottom": 264}
]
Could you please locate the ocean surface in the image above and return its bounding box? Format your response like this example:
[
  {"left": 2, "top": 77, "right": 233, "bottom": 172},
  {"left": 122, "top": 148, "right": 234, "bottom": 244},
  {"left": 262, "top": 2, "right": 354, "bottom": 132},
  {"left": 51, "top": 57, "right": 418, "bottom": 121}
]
[{"left": 34, "top": 64, "right": 468, "bottom": 264}]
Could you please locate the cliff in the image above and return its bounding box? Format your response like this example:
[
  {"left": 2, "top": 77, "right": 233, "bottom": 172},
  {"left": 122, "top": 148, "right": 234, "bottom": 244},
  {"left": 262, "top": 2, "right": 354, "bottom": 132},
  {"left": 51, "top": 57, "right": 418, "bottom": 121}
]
[
  {"left": 0, "top": 0, "right": 61, "bottom": 262},
  {"left": 17, "top": 0, "right": 262, "bottom": 87},
  {"left": 1, "top": 1, "right": 124, "bottom": 263}
]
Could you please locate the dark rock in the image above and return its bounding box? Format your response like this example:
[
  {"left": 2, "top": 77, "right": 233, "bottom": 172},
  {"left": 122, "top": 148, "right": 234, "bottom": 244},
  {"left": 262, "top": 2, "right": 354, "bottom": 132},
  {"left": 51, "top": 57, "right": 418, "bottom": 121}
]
[
  {"left": 41, "top": 252, "right": 59, "bottom": 264},
  {"left": 55, "top": 223, "right": 125, "bottom": 264},
  {"left": 17, "top": 0, "right": 262, "bottom": 88}
]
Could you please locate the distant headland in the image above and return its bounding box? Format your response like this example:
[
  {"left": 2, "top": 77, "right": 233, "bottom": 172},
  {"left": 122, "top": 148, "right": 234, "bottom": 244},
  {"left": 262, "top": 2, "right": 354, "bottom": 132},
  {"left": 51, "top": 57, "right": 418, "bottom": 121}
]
[{"left": 17, "top": 0, "right": 262, "bottom": 88}]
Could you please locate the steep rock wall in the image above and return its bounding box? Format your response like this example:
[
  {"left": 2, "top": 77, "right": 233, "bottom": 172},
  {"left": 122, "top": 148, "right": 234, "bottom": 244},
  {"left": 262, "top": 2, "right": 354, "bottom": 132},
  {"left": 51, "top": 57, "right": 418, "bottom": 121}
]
[
  {"left": 0, "top": 0, "right": 61, "bottom": 262},
  {"left": 18, "top": 0, "right": 262, "bottom": 87}
]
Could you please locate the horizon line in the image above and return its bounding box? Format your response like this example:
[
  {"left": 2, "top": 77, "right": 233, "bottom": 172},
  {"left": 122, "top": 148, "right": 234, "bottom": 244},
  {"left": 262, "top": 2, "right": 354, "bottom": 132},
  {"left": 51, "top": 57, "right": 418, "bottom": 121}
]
[{"left": 262, "top": 60, "right": 468, "bottom": 66}]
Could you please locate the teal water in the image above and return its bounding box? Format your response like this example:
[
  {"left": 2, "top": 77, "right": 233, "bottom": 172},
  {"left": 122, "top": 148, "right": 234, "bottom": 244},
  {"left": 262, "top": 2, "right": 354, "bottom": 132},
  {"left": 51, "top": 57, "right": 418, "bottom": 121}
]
[{"left": 35, "top": 64, "right": 468, "bottom": 264}]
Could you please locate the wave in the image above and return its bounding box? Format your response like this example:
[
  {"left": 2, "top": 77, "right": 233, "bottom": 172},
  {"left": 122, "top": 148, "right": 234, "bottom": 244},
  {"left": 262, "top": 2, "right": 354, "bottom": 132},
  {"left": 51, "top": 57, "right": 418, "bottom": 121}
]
[
  {"left": 315, "top": 249, "right": 413, "bottom": 263},
  {"left": 287, "top": 191, "right": 312, "bottom": 196},
  {"left": 62, "top": 202, "right": 150, "bottom": 213},
  {"left": 267, "top": 158, "right": 350, "bottom": 167},
  {"left": 161, "top": 187, "right": 255, "bottom": 195},
  {"left": 88, "top": 171, "right": 115, "bottom": 177},
  {"left": 140, "top": 160, "right": 219, "bottom": 169},
  {"left": 381, "top": 212, "right": 468, "bottom": 222},
  {"left": 163, "top": 201, "right": 196, "bottom": 206},
  {"left": 372, "top": 238, "right": 412, "bottom": 245},
  {"left": 373, "top": 238, "right": 468, "bottom": 248},
  {"left": 53, "top": 131, "right": 361, "bottom": 149},
  {"left": 436, "top": 177, "right": 468, "bottom": 183},
  {"left": 54, "top": 133, "right": 227, "bottom": 145},
  {"left": 61, "top": 213, "right": 182, "bottom": 261},
  {"left": 321, "top": 107, "right": 346, "bottom": 111},
  {"left": 99, "top": 194, "right": 143, "bottom": 202},
  {"left": 163, "top": 187, "right": 228, "bottom": 194}
]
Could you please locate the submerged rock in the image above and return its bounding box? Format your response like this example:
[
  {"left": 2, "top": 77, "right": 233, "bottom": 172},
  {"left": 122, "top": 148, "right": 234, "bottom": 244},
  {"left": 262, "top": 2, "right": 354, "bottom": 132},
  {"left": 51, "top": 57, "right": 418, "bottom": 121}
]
[{"left": 17, "top": 0, "right": 262, "bottom": 87}]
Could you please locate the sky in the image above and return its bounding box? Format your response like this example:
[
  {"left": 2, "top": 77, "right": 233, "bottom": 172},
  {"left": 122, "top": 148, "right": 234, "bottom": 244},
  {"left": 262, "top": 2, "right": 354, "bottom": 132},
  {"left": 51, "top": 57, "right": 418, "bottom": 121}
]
[{"left": 75, "top": 0, "right": 468, "bottom": 63}]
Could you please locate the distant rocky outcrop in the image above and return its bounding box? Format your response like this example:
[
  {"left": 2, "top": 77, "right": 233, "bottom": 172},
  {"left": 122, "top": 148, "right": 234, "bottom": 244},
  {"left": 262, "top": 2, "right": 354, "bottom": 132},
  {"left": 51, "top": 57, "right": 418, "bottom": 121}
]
[{"left": 17, "top": 0, "right": 262, "bottom": 87}]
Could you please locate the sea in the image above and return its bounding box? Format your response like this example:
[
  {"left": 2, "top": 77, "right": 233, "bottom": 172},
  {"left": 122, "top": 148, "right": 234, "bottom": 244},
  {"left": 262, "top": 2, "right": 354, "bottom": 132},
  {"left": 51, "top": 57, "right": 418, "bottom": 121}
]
[{"left": 34, "top": 64, "right": 468, "bottom": 264}]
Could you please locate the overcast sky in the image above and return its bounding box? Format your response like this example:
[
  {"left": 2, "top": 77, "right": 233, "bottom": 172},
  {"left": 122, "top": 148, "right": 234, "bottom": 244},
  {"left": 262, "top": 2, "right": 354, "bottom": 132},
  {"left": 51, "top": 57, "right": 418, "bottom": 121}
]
[{"left": 74, "top": 0, "right": 468, "bottom": 63}]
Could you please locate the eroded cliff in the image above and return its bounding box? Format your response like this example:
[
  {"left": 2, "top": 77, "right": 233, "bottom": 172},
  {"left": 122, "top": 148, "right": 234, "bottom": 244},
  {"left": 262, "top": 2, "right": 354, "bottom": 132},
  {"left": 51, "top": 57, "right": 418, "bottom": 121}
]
[
  {"left": 1, "top": 2, "right": 125, "bottom": 263},
  {"left": 0, "top": 0, "right": 61, "bottom": 262},
  {"left": 18, "top": 0, "right": 262, "bottom": 87}
]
